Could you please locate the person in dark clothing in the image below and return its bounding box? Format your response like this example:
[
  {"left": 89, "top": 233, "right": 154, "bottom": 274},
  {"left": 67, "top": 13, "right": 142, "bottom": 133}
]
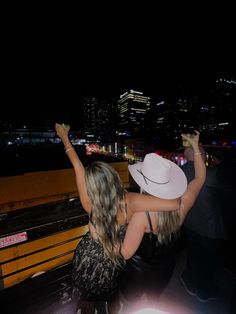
[
  {"left": 180, "top": 146, "right": 226, "bottom": 303},
  {"left": 212, "top": 149, "right": 236, "bottom": 279},
  {"left": 118, "top": 131, "right": 206, "bottom": 312},
  {"left": 119, "top": 210, "right": 178, "bottom": 311}
]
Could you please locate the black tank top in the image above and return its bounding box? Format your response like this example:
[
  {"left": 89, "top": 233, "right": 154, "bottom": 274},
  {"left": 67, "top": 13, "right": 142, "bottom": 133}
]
[{"left": 135, "top": 212, "right": 178, "bottom": 262}]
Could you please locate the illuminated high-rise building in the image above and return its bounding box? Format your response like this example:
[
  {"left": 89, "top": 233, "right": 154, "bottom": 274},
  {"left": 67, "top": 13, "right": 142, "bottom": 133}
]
[{"left": 117, "top": 89, "right": 150, "bottom": 136}]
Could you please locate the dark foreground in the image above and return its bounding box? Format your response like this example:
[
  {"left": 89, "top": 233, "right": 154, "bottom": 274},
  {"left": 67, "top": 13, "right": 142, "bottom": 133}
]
[{"left": 1, "top": 245, "right": 235, "bottom": 314}]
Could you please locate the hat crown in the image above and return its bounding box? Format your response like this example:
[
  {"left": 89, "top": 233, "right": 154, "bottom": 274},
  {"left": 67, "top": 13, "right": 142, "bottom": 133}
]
[
  {"left": 141, "top": 153, "right": 171, "bottom": 184},
  {"left": 128, "top": 152, "right": 187, "bottom": 199}
]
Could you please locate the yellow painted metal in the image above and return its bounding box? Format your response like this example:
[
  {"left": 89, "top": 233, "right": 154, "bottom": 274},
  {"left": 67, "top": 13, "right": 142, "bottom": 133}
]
[
  {"left": 0, "top": 225, "right": 88, "bottom": 289},
  {"left": 0, "top": 162, "right": 129, "bottom": 213},
  {"left": 0, "top": 160, "right": 129, "bottom": 288},
  {"left": 0, "top": 169, "right": 78, "bottom": 213}
]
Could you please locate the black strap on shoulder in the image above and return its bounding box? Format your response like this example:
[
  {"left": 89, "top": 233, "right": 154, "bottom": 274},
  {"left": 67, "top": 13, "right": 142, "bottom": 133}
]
[
  {"left": 89, "top": 211, "right": 96, "bottom": 227},
  {"left": 124, "top": 195, "right": 128, "bottom": 224},
  {"left": 145, "top": 211, "right": 153, "bottom": 233}
]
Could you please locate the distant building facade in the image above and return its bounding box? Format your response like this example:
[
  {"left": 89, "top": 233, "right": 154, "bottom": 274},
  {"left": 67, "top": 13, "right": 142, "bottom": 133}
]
[
  {"left": 117, "top": 89, "right": 151, "bottom": 137},
  {"left": 81, "top": 96, "right": 114, "bottom": 142}
]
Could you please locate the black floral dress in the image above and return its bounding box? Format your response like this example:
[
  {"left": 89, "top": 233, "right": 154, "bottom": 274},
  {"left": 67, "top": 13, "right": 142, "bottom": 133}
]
[{"left": 72, "top": 224, "right": 127, "bottom": 302}]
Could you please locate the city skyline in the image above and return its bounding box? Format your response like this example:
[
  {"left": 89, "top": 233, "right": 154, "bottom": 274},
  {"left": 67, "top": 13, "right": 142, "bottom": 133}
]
[
  {"left": 2, "top": 31, "right": 236, "bottom": 128},
  {"left": 2, "top": 1, "right": 236, "bottom": 128},
  {"left": 2, "top": 66, "right": 235, "bottom": 126}
]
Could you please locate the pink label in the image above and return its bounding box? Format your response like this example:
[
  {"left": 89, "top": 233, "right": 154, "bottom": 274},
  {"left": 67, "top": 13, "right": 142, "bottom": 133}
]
[{"left": 0, "top": 232, "right": 28, "bottom": 248}]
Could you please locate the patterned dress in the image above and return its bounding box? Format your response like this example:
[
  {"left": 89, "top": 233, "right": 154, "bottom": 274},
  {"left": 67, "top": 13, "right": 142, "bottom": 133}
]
[{"left": 72, "top": 224, "right": 127, "bottom": 302}]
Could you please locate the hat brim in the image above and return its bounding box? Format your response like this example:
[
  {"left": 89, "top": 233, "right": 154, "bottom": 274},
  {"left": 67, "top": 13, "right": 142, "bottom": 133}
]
[{"left": 128, "top": 159, "right": 187, "bottom": 199}]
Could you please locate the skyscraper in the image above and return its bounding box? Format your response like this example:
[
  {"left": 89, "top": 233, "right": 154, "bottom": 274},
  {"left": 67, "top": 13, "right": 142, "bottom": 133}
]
[
  {"left": 117, "top": 89, "right": 150, "bottom": 136},
  {"left": 81, "top": 96, "right": 113, "bottom": 142}
]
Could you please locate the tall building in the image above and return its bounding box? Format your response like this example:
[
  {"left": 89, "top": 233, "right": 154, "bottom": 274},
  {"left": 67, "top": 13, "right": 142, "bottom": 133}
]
[
  {"left": 81, "top": 96, "right": 113, "bottom": 142},
  {"left": 82, "top": 97, "right": 98, "bottom": 137},
  {"left": 174, "top": 95, "right": 200, "bottom": 132},
  {"left": 117, "top": 89, "right": 150, "bottom": 136},
  {"left": 153, "top": 77, "right": 236, "bottom": 145},
  {"left": 154, "top": 100, "right": 172, "bottom": 133},
  {"left": 208, "top": 78, "right": 236, "bottom": 141}
]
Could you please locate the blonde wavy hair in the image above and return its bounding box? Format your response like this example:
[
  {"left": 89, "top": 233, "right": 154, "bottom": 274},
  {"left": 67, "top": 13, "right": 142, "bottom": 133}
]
[
  {"left": 85, "top": 161, "right": 126, "bottom": 267},
  {"left": 141, "top": 189, "right": 180, "bottom": 244},
  {"left": 155, "top": 210, "right": 180, "bottom": 244}
]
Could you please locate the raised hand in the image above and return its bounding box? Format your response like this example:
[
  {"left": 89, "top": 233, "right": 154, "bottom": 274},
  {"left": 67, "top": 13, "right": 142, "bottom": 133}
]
[
  {"left": 55, "top": 123, "right": 70, "bottom": 140},
  {"left": 181, "top": 130, "right": 200, "bottom": 148}
]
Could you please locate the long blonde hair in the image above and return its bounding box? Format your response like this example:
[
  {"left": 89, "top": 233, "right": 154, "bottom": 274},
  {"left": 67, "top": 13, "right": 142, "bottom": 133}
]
[
  {"left": 155, "top": 210, "right": 180, "bottom": 244},
  {"left": 141, "top": 189, "right": 180, "bottom": 244},
  {"left": 85, "top": 161, "right": 126, "bottom": 267}
]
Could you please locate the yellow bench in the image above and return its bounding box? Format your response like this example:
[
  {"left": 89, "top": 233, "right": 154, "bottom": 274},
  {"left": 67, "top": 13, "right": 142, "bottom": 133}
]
[{"left": 0, "top": 160, "right": 129, "bottom": 289}]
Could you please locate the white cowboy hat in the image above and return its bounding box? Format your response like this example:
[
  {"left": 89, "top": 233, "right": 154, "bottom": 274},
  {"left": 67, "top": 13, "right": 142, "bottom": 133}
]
[{"left": 128, "top": 153, "right": 187, "bottom": 199}]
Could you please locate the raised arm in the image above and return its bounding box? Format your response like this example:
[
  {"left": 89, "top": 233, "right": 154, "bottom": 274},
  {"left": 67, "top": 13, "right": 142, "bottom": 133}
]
[
  {"left": 179, "top": 131, "right": 206, "bottom": 223},
  {"left": 55, "top": 123, "right": 92, "bottom": 213}
]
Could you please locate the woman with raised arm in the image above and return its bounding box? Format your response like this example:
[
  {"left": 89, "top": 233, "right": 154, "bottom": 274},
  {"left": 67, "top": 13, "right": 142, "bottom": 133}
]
[
  {"left": 55, "top": 123, "right": 205, "bottom": 313},
  {"left": 119, "top": 130, "right": 206, "bottom": 312}
]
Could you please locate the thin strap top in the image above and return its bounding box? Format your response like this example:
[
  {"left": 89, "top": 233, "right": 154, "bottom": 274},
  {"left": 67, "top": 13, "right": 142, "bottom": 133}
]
[{"left": 145, "top": 211, "right": 154, "bottom": 233}]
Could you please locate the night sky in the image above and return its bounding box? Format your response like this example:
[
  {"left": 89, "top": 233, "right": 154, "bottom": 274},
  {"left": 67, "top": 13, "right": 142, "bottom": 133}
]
[
  {"left": 3, "top": 54, "right": 234, "bottom": 127},
  {"left": 2, "top": 10, "right": 235, "bottom": 129}
]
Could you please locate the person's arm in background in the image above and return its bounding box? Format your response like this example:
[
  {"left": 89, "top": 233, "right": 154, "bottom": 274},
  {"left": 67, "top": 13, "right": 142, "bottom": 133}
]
[
  {"left": 179, "top": 131, "right": 206, "bottom": 223},
  {"left": 55, "top": 123, "right": 92, "bottom": 213}
]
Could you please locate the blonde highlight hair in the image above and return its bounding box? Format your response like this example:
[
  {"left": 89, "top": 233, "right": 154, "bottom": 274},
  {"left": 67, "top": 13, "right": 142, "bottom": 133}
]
[
  {"left": 141, "top": 189, "right": 180, "bottom": 244},
  {"left": 85, "top": 161, "right": 126, "bottom": 267},
  {"left": 155, "top": 210, "right": 180, "bottom": 244}
]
